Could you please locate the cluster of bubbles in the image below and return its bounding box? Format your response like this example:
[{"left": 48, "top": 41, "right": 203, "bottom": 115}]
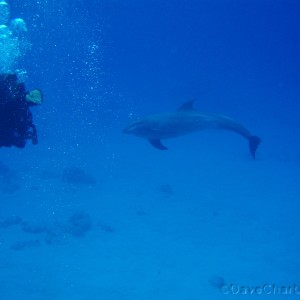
[{"left": 0, "top": 1, "right": 29, "bottom": 77}]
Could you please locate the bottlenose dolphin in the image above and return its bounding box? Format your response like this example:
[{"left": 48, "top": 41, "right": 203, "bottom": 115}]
[{"left": 123, "top": 101, "right": 261, "bottom": 158}]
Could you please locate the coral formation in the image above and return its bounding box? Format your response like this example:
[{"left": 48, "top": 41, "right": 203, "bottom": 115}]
[
  {"left": 209, "top": 275, "right": 225, "bottom": 289},
  {"left": 10, "top": 239, "right": 41, "bottom": 251},
  {"left": 0, "top": 215, "right": 22, "bottom": 228},
  {"left": 98, "top": 223, "right": 115, "bottom": 233},
  {"left": 0, "top": 211, "right": 113, "bottom": 250},
  {"left": 158, "top": 184, "right": 173, "bottom": 196},
  {"left": 67, "top": 211, "right": 92, "bottom": 237},
  {"left": 21, "top": 222, "right": 49, "bottom": 234}
]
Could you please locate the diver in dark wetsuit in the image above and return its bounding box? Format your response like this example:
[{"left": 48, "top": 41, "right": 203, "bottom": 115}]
[{"left": 0, "top": 73, "right": 42, "bottom": 148}]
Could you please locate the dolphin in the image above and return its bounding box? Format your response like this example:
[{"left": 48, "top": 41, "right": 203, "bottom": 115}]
[{"left": 123, "top": 100, "right": 261, "bottom": 158}]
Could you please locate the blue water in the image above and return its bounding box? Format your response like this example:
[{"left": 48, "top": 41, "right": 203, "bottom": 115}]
[{"left": 1, "top": 0, "right": 300, "bottom": 299}]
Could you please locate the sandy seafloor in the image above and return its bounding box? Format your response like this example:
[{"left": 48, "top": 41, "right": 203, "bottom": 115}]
[{"left": 0, "top": 114, "right": 299, "bottom": 300}]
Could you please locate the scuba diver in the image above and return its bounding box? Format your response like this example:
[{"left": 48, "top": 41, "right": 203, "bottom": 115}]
[{"left": 0, "top": 73, "right": 43, "bottom": 148}]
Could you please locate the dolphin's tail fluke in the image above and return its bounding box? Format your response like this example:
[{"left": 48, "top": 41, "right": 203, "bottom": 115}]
[{"left": 249, "top": 136, "right": 261, "bottom": 159}]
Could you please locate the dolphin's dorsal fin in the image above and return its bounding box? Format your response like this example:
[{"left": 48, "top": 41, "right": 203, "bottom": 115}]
[{"left": 177, "top": 100, "right": 196, "bottom": 111}]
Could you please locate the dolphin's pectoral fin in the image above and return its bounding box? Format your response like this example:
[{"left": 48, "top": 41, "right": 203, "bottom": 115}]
[
  {"left": 148, "top": 139, "right": 168, "bottom": 150},
  {"left": 249, "top": 136, "right": 261, "bottom": 159},
  {"left": 177, "top": 100, "right": 197, "bottom": 111}
]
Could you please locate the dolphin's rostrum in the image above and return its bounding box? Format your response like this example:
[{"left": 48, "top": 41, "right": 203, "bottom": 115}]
[{"left": 123, "top": 101, "right": 261, "bottom": 158}]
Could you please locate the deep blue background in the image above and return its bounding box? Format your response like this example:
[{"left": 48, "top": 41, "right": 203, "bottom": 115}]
[{"left": 10, "top": 0, "right": 300, "bottom": 132}]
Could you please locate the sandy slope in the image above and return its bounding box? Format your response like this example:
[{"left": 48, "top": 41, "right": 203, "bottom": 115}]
[{"left": 0, "top": 129, "right": 299, "bottom": 299}]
